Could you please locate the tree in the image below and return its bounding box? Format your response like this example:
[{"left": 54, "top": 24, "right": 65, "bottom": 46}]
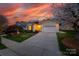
[
  {"left": 5, "top": 25, "right": 21, "bottom": 35},
  {"left": 0, "top": 15, "right": 8, "bottom": 31},
  {"left": 0, "top": 15, "right": 8, "bottom": 44},
  {"left": 53, "top": 3, "right": 79, "bottom": 40}
]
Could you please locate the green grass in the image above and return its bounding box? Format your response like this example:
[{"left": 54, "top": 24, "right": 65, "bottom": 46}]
[
  {"left": 57, "top": 30, "right": 79, "bottom": 56},
  {"left": 0, "top": 36, "right": 7, "bottom": 49},
  {"left": 0, "top": 43, "right": 7, "bottom": 50},
  {"left": 3, "top": 30, "right": 37, "bottom": 42}
]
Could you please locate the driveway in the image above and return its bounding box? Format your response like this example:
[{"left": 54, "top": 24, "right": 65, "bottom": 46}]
[
  {"left": 20, "top": 32, "right": 62, "bottom": 56},
  {"left": 1, "top": 26, "right": 62, "bottom": 56},
  {"left": 17, "top": 26, "right": 62, "bottom": 56}
]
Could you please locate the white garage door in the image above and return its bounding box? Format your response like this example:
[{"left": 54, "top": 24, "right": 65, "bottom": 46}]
[{"left": 42, "top": 26, "right": 59, "bottom": 32}]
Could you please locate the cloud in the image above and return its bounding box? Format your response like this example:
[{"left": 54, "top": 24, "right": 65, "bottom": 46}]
[
  {"left": 0, "top": 3, "right": 21, "bottom": 15},
  {"left": 0, "top": 3, "right": 62, "bottom": 25}
]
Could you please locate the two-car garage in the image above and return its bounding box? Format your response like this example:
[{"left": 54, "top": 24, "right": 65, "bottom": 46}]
[{"left": 41, "top": 20, "right": 59, "bottom": 32}]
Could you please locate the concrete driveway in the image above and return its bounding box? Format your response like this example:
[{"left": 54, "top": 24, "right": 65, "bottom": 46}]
[
  {"left": 17, "top": 26, "right": 62, "bottom": 56},
  {"left": 0, "top": 26, "right": 62, "bottom": 56},
  {"left": 20, "top": 32, "right": 62, "bottom": 56}
]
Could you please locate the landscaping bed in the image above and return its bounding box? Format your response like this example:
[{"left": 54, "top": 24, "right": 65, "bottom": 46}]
[
  {"left": 57, "top": 30, "right": 79, "bottom": 56},
  {"left": 3, "top": 30, "right": 38, "bottom": 42}
]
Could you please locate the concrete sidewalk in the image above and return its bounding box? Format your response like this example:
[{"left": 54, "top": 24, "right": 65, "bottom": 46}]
[{"left": 0, "top": 48, "right": 18, "bottom": 56}]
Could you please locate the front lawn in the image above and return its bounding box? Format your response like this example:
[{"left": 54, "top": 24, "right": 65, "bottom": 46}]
[
  {"left": 57, "top": 30, "right": 79, "bottom": 56},
  {"left": 0, "top": 36, "right": 7, "bottom": 49},
  {"left": 3, "top": 30, "right": 37, "bottom": 42},
  {"left": 0, "top": 43, "right": 7, "bottom": 50}
]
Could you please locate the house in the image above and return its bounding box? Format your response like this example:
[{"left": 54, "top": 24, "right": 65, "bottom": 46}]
[
  {"left": 27, "top": 21, "right": 42, "bottom": 32},
  {"left": 15, "top": 21, "right": 42, "bottom": 32},
  {"left": 33, "top": 22, "right": 42, "bottom": 32}
]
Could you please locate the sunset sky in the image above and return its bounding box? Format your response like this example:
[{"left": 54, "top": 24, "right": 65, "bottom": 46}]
[{"left": 0, "top": 3, "right": 62, "bottom": 25}]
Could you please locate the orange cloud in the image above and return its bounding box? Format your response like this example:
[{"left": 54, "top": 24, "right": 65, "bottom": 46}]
[
  {"left": 0, "top": 3, "right": 60, "bottom": 25},
  {"left": 21, "top": 4, "right": 52, "bottom": 21},
  {"left": 3, "top": 4, "right": 21, "bottom": 16}
]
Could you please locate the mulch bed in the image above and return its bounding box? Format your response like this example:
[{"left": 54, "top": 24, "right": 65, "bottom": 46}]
[{"left": 62, "top": 37, "right": 79, "bottom": 51}]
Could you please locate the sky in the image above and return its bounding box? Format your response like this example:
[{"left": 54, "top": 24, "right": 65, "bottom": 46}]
[{"left": 0, "top": 3, "right": 62, "bottom": 25}]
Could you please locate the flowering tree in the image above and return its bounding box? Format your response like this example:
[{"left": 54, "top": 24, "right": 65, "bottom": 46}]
[{"left": 53, "top": 3, "right": 79, "bottom": 40}]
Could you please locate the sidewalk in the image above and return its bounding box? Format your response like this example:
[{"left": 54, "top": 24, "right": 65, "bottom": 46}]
[{"left": 0, "top": 48, "right": 18, "bottom": 56}]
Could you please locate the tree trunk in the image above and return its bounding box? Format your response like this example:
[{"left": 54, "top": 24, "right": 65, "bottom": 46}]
[{"left": 73, "top": 23, "right": 79, "bottom": 41}]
